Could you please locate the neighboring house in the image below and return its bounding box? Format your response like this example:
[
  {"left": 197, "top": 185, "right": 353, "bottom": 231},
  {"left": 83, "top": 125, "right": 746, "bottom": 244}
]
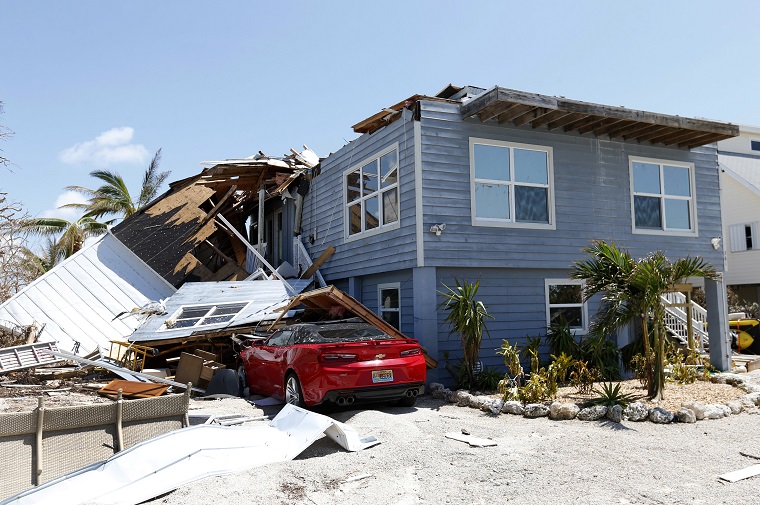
[
  {"left": 717, "top": 126, "right": 760, "bottom": 306},
  {"left": 0, "top": 232, "right": 176, "bottom": 353},
  {"left": 293, "top": 84, "right": 738, "bottom": 380}
]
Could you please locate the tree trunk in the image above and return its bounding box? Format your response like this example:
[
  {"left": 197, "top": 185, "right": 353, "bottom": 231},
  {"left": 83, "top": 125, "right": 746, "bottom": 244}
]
[{"left": 650, "top": 317, "right": 666, "bottom": 400}]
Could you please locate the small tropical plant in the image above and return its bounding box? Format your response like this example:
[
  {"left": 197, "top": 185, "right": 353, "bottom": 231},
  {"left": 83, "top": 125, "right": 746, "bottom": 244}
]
[
  {"left": 545, "top": 320, "right": 579, "bottom": 357},
  {"left": 585, "top": 382, "right": 635, "bottom": 408},
  {"left": 569, "top": 360, "right": 598, "bottom": 394},
  {"left": 439, "top": 279, "right": 493, "bottom": 389},
  {"left": 497, "top": 340, "right": 524, "bottom": 401}
]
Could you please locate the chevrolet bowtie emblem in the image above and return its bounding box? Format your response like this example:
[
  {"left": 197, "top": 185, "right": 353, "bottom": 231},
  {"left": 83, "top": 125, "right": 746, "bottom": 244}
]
[{"left": 375, "top": 354, "right": 386, "bottom": 359}]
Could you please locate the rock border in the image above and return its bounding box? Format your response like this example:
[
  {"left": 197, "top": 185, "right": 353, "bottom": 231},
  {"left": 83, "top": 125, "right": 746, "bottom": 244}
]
[{"left": 428, "top": 373, "right": 760, "bottom": 425}]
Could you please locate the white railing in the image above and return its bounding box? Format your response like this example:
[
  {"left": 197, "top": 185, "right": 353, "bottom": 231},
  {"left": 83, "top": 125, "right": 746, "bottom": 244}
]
[
  {"left": 293, "top": 236, "right": 326, "bottom": 288},
  {"left": 661, "top": 292, "right": 709, "bottom": 351}
]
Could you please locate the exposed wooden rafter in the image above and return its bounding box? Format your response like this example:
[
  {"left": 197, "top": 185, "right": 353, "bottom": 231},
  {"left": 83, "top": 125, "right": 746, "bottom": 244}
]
[{"left": 459, "top": 86, "right": 739, "bottom": 147}]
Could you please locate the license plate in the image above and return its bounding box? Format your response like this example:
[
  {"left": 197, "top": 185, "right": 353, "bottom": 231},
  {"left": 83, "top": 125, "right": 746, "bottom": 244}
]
[{"left": 372, "top": 369, "right": 393, "bottom": 383}]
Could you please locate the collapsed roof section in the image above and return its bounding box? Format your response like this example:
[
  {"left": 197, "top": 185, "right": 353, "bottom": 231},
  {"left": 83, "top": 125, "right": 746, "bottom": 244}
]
[
  {"left": 112, "top": 148, "right": 318, "bottom": 288},
  {"left": 129, "top": 279, "right": 312, "bottom": 347}
]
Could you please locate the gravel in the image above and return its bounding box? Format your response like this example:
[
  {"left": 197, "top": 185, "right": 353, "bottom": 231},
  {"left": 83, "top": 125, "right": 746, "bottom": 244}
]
[{"left": 148, "top": 372, "right": 760, "bottom": 505}]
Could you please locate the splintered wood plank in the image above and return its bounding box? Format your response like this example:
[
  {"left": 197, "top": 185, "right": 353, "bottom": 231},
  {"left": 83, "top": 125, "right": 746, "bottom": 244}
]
[{"left": 97, "top": 379, "right": 169, "bottom": 398}]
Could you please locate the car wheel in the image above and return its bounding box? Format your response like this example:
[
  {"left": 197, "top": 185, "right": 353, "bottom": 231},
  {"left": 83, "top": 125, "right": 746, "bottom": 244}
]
[
  {"left": 285, "top": 373, "right": 304, "bottom": 407},
  {"left": 236, "top": 365, "right": 247, "bottom": 397},
  {"left": 396, "top": 394, "right": 417, "bottom": 408}
]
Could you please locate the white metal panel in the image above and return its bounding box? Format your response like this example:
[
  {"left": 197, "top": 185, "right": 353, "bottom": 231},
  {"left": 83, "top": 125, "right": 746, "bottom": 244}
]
[
  {"left": 3, "top": 404, "right": 378, "bottom": 505},
  {"left": 0, "top": 234, "right": 175, "bottom": 354}
]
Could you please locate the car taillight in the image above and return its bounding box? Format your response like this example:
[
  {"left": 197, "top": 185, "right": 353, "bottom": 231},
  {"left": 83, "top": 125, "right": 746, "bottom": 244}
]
[
  {"left": 318, "top": 353, "right": 358, "bottom": 363},
  {"left": 400, "top": 348, "right": 421, "bottom": 357}
]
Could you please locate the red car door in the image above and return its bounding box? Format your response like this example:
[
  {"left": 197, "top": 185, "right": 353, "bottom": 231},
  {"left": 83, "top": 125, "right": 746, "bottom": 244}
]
[{"left": 244, "top": 330, "right": 293, "bottom": 398}]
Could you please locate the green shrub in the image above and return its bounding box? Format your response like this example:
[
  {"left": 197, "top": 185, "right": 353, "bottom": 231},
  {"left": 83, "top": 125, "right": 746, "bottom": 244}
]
[{"left": 585, "top": 382, "right": 635, "bottom": 408}]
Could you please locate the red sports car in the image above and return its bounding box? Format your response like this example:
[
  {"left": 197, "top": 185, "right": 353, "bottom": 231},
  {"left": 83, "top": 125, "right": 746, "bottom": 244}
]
[{"left": 239, "top": 319, "right": 426, "bottom": 407}]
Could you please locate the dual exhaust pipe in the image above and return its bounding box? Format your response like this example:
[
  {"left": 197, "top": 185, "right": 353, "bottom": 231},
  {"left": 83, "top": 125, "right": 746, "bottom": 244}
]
[{"left": 335, "top": 388, "right": 419, "bottom": 405}]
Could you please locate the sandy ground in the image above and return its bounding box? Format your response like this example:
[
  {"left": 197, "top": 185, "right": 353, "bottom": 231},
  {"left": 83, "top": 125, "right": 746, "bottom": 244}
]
[
  {"left": 147, "top": 373, "right": 760, "bottom": 505},
  {"left": 2, "top": 372, "right": 759, "bottom": 504}
]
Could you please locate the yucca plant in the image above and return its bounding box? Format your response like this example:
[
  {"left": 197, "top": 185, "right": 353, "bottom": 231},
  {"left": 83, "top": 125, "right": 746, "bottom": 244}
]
[
  {"left": 585, "top": 382, "right": 635, "bottom": 409},
  {"left": 439, "top": 279, "right": 493, "bottom": 390}
]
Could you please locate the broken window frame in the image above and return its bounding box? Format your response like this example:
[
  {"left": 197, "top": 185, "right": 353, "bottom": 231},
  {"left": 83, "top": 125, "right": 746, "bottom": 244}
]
[
  {"left": 377, "top": 282, "right": 401, "bottom": 329},
  {"left": 728, "top": 221, "right": 758, "bottom": 252},
  {"left": 469, "top": 138, "right": 556, "bottom": 230},
  {"left": 629, "top": 156, "right": 697, "bottom": 236},
  {"left": 544, "top": 279, "right": 588, "bottom": 334},
  {"left": 160, "top": 301, "right": 250, "bottom": 331},
  {"left": 343, "top": 143, "right": 400, "bottom": 240}
]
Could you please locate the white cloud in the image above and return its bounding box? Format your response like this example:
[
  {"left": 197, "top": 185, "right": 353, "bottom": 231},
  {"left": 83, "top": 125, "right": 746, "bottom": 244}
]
[
  {"left": 39, "top": 191, "right": 90, "bottom": 221},
  {"left": 59, "top": 127, "right": 150, "bottom": 166}
]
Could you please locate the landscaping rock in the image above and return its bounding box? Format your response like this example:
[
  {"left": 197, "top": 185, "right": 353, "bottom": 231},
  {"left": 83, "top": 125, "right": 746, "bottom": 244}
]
[
  {"left": 739, "top": 396, "right": 757, "bottom": 410},
  {"left": 502, "top": 401, "right": 524, "bottom": 415},
  {"left": 675, "top": 408, "right": 696, "bottom": 423},
  {"left": 479, "top": 398, "right": 503, "bottom": 414},
  {"left": 429, "top": 382, "right": 445, "bottom": 393},
  {"left": 432, "top": 387, "right": 453, "bottom": 401},
  {"left": 681, "top": 401, "right": 706, "bottom": 420},
  {"left": 453, "top": 390, "right": 474, "bottom": 407},
  {"left": 577, "top": 405, "right": 607, "bottom": 421},
  {"left": 549, "top": 402, "right": 579, "bottom": 420},
  {"left": 606, "top": 404, "right": 623, "bottom": 423},
  {"left": 624, "top": 402, "right": 649, "bottom": 422},
  {"left": 710, "top": 375, "right": 727, "bottom": 384},
  {"left": 726, "top": 400, "right": 743, "bottom": 415},
  {"left": 523, "top": 403, "right": 550, "bottom": 418},
  {"left": 649, "top": 407, "right": 673, "bottom": 424},
  {"left": 702, "top": 404, "right": 729, "bottom": 419}
]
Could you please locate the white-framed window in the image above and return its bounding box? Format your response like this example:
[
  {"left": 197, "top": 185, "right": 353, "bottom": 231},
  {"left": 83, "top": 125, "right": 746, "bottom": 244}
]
[
  {"left": 378, "top": 283, "right": 400, "bottom": 329},
  {"left": 629, "top": 157, "right": 696, "bottom": 235},
  {"left": 545, "top": 279, "right": 587, "bottom": 333},
  {"left": 469, "top": 138, "right": 555, "bottom": 229},
  {"left": 344, "top": 144, "right": 400, "bottom": 240},
  {"left": 161, "top": 302, "right": 249, "bottom": 331},
  {"left": 729, "top": 222, "right": 758, "bottom": 252}
]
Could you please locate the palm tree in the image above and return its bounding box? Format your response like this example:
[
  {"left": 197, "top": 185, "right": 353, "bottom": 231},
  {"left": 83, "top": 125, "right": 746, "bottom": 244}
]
[
  {"left": 571, "top": 240, "right": 717, "bottom": 400},
  {"left": 21, "top": 216, "right": 108, "bottom": 258},
  {"left": 63, "top": 149, "right": 170, "bottom": 220},
  {"left": 22, "top": 237, "right": 65, "bottom": 276},
  {"left": 438, "top": 279, "right": 493, "bottom": 389}
]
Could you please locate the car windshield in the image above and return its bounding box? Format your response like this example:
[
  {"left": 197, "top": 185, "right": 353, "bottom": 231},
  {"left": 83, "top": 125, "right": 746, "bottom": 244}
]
[{"left": 310, "top": 324, "right": 392, "bottom": 343}]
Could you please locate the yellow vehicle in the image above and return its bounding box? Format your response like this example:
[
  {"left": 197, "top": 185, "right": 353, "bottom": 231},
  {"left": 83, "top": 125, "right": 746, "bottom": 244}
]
[{"left": 729, "top": 318, "right": 760, "bottom": 354}]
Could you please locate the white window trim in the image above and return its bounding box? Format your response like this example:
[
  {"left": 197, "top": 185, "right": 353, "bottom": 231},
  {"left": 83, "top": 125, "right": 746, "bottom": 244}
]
[
  {"left": 378, "top": 282, "right": 401, "bottom": 328},
  {"left": 629, "top": 156, "right": 698, "bottom": 237},
  {"left": 469, "top": 137, "right": 556, "bottom": 230},
  {"left": 159, "top": 301, "right": 250, "bottom": 331},
  {"left": 544, "top": 279, "right": 588, "bottom": 335},
  {"left": 343, "top": 143, "right": 401, "bottom": 242}
]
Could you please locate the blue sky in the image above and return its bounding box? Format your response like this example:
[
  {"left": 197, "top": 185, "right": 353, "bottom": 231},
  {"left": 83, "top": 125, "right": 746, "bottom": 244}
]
[{"left": 2, "top": 0, "right": 759, "bottom": 227}]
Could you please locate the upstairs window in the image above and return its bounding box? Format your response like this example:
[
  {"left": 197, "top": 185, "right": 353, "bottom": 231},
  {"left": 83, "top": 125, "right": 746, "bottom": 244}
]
[
  {"left": 344, "top": 145, "right": 399, "bottom": 239},
  {"left": 378, "top": 283, "right": 400, "bottom": 329},
  {"left": 751, "top": 140, "right": 760, "bottom": 151},
  {"left": 630, "top": 157, "right": 696, "bottom": 235},
  {"left": 545, "top": 280, "right": 587, "bottom": 333},
  {"left": 729, "top": 222, "right": 758, "bottom": 252},
  {"left": 470, "top": 138, "right": 555, "bottom": 229},
  {"left": 162, "top": 302, "right": 248, "bottom": 330}
]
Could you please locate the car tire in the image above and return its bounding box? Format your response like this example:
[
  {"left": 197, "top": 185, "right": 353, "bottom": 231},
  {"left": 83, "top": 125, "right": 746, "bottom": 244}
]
[
  {"left": 285, "top": 373, "right": 305, "bottom": 408},
  {"left": 397, "top": 394, "right": 417, "bottom": 408},
  {"left": 236, "top": 365, "right": 247, "bottom": 398}
]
